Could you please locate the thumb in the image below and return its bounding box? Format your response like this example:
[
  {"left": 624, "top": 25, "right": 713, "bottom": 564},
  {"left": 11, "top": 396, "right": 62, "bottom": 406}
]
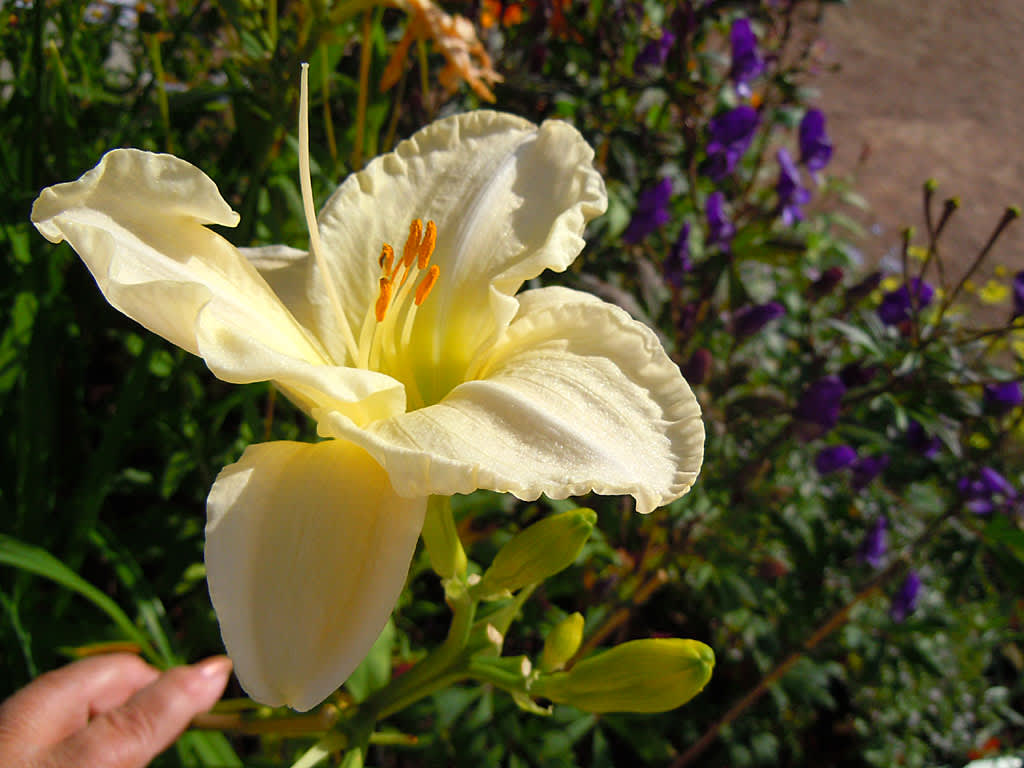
[{"left": 45, "top": 656, "right": 232, "bottom": 768}]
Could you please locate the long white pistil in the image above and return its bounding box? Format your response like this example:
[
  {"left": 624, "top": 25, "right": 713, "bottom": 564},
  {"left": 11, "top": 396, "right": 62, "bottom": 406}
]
[{"left": 299, "top": 62, "right": 360, "bottom": 365}]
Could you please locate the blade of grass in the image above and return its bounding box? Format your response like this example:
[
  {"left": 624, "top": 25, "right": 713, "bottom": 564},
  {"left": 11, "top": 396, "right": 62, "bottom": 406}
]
[{"left": 0, "top": 534, "right": 160, "bottom": 663}]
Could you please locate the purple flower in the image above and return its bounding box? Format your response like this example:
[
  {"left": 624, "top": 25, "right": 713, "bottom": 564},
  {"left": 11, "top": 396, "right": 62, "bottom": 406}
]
[
  {"left": 808, "top": 266, "right": 844, "bottom": 302},
  {"left": 635, "top": 30, "right": 676, "bottom": 73},
  {"left": 906, "top": 420, "right": 941, "bottom": 459},
  {"left": 983, "top": 381, "right": 1023, "bottom": 412},
  {"left": 776, "top": 148, "right": 811, "bottom": 226},
  {"left": 851, "top": 454, "right": 890, "bottom": 490},
  {"left": 838, "top": 363, "right": 879, "bottom": 389},
  {"left": 877, "top": 277, "right": 934, "bottom": 325},
  {"left": 734, "top": 301, "right": 785, "bottom": 338},
  {"left": 890, "top": 571, "right": 922, "bottom": 622},
  {"left": 623, "top": 178, "right": 673, "bottom": 243},
  {"left": 1012, "top": 271, "right": 1024, "bottom": 319},
  {"left": 729, "top": 18, "right": 764, "bottom": 97},
  {"left": 665, "top": 222, "right": 692, "bottom": 288},
  {"left": 815, "top": 444, "right": 857, "bottom": 474},
  {"left": 979, "top": 467, "right": 1017, "bottom": 497},
  {"left": 958, "top": 466, "right": 1017, "bottom": 515},
  {"left": 858, "top": 516, "right": 888, "bottom": 569},
  {"left": 795, "top": 376, "right": 846, "bottom": 433},
  {"left": 705, "top": 191, "right": 735, "bottom": 251},
  {"left": 799, "top": 109, "right": 832, "bottom": 172},
  {"left": 705, "top": 106, "right": 759, "bottom": 180},
  {"left": 682, "top": 347, "right": 712, "bottom": 386}
]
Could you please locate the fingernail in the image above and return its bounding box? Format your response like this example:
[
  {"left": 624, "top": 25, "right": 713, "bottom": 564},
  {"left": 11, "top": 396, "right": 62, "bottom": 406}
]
[{"left": 193, "top": 655, "right": 233, "bottom": 681}]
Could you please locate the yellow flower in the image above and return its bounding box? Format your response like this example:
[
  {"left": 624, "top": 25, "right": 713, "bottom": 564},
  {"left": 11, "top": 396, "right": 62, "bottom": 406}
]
[{"left": 31, "top": 68, "right": 703, "bottom": 711}]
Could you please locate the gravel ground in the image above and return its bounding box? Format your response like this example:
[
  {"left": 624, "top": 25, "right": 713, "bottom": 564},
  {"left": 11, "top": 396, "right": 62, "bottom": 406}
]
[{"left": 815, "top": 0, "right": 1024, "bottom": 295}]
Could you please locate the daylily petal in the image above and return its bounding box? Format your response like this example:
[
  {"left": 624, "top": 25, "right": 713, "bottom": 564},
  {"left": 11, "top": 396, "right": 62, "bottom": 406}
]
[
  {"left": 322, "top": 287, "right": 704, "bottom": 513},
  {"left": 238, "top": 244, "right": 317, "bottom": 332},
  {"left": 314, "top": 111, "right": 607, "bottom": 393},
  {"left": 205, "top": 439, "right": 426, "bottom": 711},
  {"left": 31, "top": 150, "right": 405, "bottom": 424}
]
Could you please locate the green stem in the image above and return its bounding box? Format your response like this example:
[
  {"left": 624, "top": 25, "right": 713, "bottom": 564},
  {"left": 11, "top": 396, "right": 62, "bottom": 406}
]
[
  {"left": 145, "top": 33, "right": 172, "bottom": 153},
  {"left": 350, "top": 10, "right": 373, "bottom": 170},
  {"left": 364, "top": 584, "right": 476, "bottom": 719}
]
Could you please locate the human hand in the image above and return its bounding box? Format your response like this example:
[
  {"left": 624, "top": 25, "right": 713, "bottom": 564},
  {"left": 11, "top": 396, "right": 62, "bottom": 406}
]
[{"left": 0, "top": 654, "right": 232, "bottom": 768}]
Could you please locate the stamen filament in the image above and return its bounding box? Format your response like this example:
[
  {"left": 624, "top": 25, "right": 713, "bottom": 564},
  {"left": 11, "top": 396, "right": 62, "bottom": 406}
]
[{"left": 299, "top": 63, "right": 360, "bottom": 364}]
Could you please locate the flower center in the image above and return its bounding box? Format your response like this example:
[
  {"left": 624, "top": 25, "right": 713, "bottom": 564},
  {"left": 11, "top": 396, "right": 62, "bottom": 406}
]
[{"left": 299, "top": 63, "right": 441, "bottom": 409}]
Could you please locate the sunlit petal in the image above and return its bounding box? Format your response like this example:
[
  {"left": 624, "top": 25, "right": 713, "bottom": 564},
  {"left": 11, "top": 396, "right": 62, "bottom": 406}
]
[
  {"left": 322, "top": 288, "right": 703, "bottom": 513},
  {"left": 314, "top": 111, "right": 607, "bottom": 392},
  {"left": 205, "top": 439, "right": 426, "bottom": 711}
]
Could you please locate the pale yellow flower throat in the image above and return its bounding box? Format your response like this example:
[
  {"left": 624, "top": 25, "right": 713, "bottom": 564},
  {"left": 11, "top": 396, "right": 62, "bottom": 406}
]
[{"left": 298, "top": 63, "right": 440, "bottom": 401}]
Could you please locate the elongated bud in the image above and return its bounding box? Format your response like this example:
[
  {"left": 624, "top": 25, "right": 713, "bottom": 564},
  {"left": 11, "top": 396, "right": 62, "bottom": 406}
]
[
  {"left": 540, "top": 613, "right": 584, "bottom": 672},
  {"left": 531, "top": 638, "right": 714, "bottom": 713},
  {"left": 474, "top": 508, "right": 596, "bottom": 598}
]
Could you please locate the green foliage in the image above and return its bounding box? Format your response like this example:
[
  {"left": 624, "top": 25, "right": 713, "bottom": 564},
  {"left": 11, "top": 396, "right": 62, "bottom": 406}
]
[{"left": 2, "top": 0, "right": 1023, "bottom": 766}]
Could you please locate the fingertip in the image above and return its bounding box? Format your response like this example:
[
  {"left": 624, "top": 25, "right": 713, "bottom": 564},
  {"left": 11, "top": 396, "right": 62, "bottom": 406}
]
[{"left": 185, "top": 655, "right": 233, "bottom": 706}]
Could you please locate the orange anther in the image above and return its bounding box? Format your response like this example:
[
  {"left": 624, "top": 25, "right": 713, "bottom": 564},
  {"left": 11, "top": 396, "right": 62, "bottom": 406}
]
[
  {"left": 414, "top": 265, "right": 440, "bottom": 306},
  {"left": 402, "top": 218, "right": 423, "bottom": 269},
  {"left": 418, "top": 220, "right": 437, "bottom": 269},
  {"left": 378, "top": 243, "right": 395, "bottom": 274},
  {"left": 375, "top": 277, "right": 393, "bottom": 322}
]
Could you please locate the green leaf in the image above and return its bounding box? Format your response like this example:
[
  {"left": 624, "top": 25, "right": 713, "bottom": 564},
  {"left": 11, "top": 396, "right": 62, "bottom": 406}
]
[
  {"left": 345, "top": 619, "right": 396, "bottom": 701},
  {"left": 0, "top": 535, "right": 159, "bottom": 663},
  {"left": 982, "top": 515, "right": 1024, "bottom": 563}
]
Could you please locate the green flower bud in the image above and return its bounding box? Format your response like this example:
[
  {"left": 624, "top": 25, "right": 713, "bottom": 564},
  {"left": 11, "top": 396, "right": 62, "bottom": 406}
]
[
  {"left": 540, "top": 613, "right": 584, "bottom": 672},
  {"left": 531, "top": 638, "right": 714, "bottom": 713},
  {"left": 474, "top": 508, "right": 596, "bottom": 598}
]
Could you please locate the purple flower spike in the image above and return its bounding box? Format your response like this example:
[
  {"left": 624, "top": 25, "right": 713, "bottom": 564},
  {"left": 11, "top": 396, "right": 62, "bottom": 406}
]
[
  {"left": 959, "top": 466, "right": 1017, "bottom": 515},
  {"left": 635, "top": 30, "right": 677, "bottom": 74},
  {"left": 983, "top": 381, "right": 1023, "bottom": 413},
  {"left": 799, "top": 109, "right": 833, "bottom": 172},
  {"left": 890, "top": 571, "right": 922, "bottom": 622},
  {"left": 729, "top": 18, "right": 764, "bottom": 97},
  {"left": 979, "top": 467, "right": 1017, "bottom": 498},
  {"left": 815, "top": 444, "right": 857, "bottom": 474},
  {"left": 877, "top": 277, "right": 934, "bottom": 325},
  {"left": 706, "top": 106, "right": 759, "bottom": 180},
  {"left": 859, "top": 516, "right": 888, "bottom": 569},
  {"left": 776, "top": 148, "right": 811, "bottom": 226},
  {"left": 795, "top": 376, "right": 846, "bottom": 434},
  {"left": 706, "top": 191, "right": 735, "bottom": 251},
  {"left": 623, "top": 178, "right": 673, "bottom": 243},
  {"left": 665, "top": 222, "right": 692, "bottom": 289},
  {"left": 1012, "top": 271, "right": 1024, "bottom": 319},
  {"left": 851, "top": 454, "right": 890, "bottom": 491},
  {"left": 734, "top": 302, "right": 785, "bottom": 338}
]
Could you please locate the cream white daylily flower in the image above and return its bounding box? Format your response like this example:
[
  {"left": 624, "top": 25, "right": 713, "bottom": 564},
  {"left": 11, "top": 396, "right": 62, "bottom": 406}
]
[{"left": 31, "top": 68, "right": 704, "bottom": 712}]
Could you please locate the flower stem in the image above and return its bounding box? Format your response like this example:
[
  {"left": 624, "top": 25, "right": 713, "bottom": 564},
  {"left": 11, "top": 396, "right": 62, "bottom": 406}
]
[
  {"left": 351, "top": 11, "right": 373, "bottom": 170},
  {"left": 363, "top": 578, "right": 476, "bottom": 720}
]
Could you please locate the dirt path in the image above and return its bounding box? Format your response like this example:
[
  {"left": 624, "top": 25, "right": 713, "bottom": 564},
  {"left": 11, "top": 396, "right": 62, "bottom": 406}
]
[{"left": 816, "top": 0, "right": 1024, "bottom": 298}]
